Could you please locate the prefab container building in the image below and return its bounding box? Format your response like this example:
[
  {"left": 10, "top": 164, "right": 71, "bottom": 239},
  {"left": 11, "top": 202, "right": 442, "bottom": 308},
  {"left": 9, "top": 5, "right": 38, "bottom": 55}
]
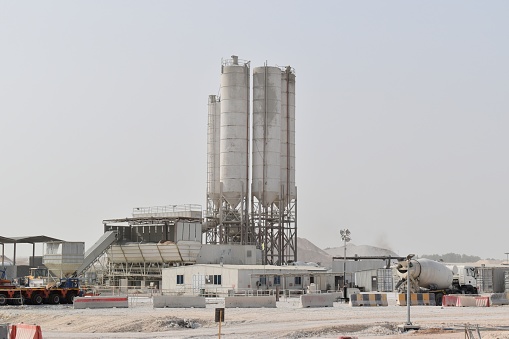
[
  {"left": 476, "top": 267, "right": 509, "bottom": 293},
  {"left": 161, "top": 264, "right": 327, "bottom": 296},
  {"left": 353, "top": 268, "right": 395, "bottom": 292}
]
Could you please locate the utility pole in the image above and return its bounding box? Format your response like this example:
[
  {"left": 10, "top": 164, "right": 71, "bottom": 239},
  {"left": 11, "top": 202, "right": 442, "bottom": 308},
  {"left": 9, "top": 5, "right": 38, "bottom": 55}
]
[{"left": 340, "top": 228, "right": 351, "bottom": 300}]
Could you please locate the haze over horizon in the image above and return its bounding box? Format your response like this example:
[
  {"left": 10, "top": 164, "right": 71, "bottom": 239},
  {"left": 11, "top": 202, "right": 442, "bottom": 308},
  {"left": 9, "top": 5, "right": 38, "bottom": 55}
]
[{"left": 1, "top": 1, "right": 508, "bottom": 260}]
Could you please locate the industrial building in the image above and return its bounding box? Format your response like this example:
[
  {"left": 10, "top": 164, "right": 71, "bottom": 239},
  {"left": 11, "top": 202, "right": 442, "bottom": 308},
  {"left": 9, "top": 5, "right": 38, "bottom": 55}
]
[
  {"left": 1, "top": 53, "right": 509, "bottom": 305},
  {"left": 68, "top": 54, "right": 301, "bottom": 288}
]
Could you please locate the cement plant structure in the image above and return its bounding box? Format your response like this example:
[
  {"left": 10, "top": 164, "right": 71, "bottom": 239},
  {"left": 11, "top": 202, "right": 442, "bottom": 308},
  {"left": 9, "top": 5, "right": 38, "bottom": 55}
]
[{"left": 204, "top": 55, "right": 297, "bottom": 265}]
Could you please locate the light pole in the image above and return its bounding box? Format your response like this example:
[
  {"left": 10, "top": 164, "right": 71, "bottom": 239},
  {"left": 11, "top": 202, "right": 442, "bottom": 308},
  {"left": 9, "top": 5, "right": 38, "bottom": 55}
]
[
  {"left": 405, "top": 254, "right": 414, "bottom": 326},
  {"left": 340, "top": 229, "right": 351, "bottom": 294},
  {"left": 399, "top": 253, "right": 419, "bottom": 332},
  {"left": 505, "top": 253, "right": 509, "bottom": 265}
]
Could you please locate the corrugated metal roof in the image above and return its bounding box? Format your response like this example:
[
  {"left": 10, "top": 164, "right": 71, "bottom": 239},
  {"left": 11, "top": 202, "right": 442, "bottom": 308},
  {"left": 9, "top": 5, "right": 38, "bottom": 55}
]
[
  {"left": 0, "top": 235, "right": 62, "bottom": 243},
  {"left": 176, "top": 264, "right": 328, "bottom": 271}
]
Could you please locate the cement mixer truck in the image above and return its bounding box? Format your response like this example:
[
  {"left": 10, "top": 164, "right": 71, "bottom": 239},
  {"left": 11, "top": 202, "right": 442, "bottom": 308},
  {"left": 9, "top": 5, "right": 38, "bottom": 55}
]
[{"left": 395, "top": 258, "right": 478, "bottom": 306}]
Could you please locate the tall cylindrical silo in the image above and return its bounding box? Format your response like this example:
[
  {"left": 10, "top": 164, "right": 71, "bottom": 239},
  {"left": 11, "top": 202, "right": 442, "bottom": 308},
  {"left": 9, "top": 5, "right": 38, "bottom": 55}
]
[
  {"left": 280, "top": 66, "right": 296, "bottom": 202},
  {"left": 252, "top": 66, "right": 282, "bottom": 205},
  {"left": 220, "top": 56, "right": 250, "bottom": 207},
  {"left": 207, "top": 95, "right": 221, "bottom": 207}
]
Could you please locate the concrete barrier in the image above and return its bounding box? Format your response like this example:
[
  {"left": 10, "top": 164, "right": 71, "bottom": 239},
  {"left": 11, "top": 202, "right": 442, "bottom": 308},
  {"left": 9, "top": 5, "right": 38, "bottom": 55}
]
[
  {"left": 490, "top": 293, "right": 509, "bottom": 305},
  {"left": 225, "top": 296, "right": 276, "bottom": 308},
  {"left": 0, "top": 324, "right": 8, "bottom": 339},
  {"left": 443, "top": 295, "right": 490, "bottom": 307},
  {"left": 350, "top": 293, "right": 388, "bottom": 307},
  {"left": 153, "top": 296, "right": 206, "bottom": 308},
  {"left": 9, "top": 324, "right": 43, "bottom": 339},
  {"left": 397, "top": 293, "right": 436, "bottom": 306},
  {"left": 300, "top": 294, "right": 335, "bottom": 308},
  {"left": 74, "top": 296, "right": 128, "bottom": 309}
]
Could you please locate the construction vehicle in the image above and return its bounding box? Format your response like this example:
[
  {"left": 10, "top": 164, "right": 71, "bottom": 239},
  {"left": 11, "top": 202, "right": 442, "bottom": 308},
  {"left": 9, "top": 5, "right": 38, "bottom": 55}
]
[
  {"left": 395, "top": 258, "right": 478, "bottom": 306},
  {"left": 0, "top": 269, "right": 83, "bottom": 306}
]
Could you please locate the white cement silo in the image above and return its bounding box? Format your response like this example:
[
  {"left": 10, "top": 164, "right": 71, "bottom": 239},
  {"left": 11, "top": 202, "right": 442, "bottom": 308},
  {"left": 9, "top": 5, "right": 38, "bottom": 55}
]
[
  {"left": 207, "top": 95, "right": 221, "bottom": 207},
  {"left": 280, "top": 67, "right": 296, "bottom": 202},
  {"left": 220, "top": 56, "right": 250, "bottom": 207},
  {"left": 252, "top": 66, "right": 281, "bottom": 205}
]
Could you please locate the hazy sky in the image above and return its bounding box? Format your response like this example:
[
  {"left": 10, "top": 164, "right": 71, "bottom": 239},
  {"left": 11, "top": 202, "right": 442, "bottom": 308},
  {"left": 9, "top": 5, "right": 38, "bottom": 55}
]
[{"left": 1, "top": 1, "right": 508, "bottom": 260}]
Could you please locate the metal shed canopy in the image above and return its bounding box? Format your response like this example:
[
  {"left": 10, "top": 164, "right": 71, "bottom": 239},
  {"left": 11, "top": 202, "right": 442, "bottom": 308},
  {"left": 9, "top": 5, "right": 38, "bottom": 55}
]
[{"left": 0, "top": 235, "right": 62, "bottom": 266}]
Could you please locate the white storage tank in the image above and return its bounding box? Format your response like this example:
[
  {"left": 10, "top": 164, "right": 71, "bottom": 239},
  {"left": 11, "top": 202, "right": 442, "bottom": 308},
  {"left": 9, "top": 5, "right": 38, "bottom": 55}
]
[
  {"left": 43, "top": 242, "right": 84, "bottom": 277},
  {"left": 220, "top": 56, "right": 250, "bottom": 207},
  {"left": 252, "top": 65, "right": 281, "bottom": 205},
  {"left": 280, "top": 66, "right": 296, "bottom": 202},
  {"left": 207, "top": 94, "right": 221, "bottom": 207}
]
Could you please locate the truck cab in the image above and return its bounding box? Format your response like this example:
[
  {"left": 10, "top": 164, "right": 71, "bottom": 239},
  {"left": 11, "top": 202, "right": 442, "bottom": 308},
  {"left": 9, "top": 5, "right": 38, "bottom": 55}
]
[{"left": 448, "top": 265, "right": 477, "bottom": 293}]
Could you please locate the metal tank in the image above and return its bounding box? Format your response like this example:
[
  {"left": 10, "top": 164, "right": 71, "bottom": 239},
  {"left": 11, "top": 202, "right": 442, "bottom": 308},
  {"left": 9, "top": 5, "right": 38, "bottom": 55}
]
[
  {"left": 43, "top": 242, "right": 84, "bottom": 277},
  {"left": 252, "top": 65, "right": 281, "bottom": 205},
  {"left": 207, "top": 95, "right": 221, "bottom": 206},
  {"left": 220, "top": 56, "right": 250, "bottom": 207},
  {"left": 396, "top": 258, "right": 453, "bottom": 289},
  {"left": 280, "top": 66, "right": 296, "bottom": 202}
]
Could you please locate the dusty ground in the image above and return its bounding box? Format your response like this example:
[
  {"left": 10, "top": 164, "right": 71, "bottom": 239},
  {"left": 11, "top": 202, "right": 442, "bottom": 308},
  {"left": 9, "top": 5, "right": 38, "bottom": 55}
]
[{"left": 1, "top": 296, "right": 508, "bottom": 338}]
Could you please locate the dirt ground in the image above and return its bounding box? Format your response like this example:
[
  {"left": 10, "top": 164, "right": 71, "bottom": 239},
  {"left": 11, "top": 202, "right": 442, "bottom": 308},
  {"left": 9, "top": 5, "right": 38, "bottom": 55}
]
[{"left": 1, "top": 296, "right": 509, "bottom": 338}]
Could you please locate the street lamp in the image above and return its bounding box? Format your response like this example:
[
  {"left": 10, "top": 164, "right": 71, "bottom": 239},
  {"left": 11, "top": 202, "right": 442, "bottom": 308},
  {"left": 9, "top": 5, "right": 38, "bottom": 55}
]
[
  {"left": 399, "top": 253, "right": 420, "bottom": 332},
  {"left": 405, "top": 254, "right": 415, "bottom": 326},
  {"left": 340, "top": 229, "right": 351, "bottom": 293}
]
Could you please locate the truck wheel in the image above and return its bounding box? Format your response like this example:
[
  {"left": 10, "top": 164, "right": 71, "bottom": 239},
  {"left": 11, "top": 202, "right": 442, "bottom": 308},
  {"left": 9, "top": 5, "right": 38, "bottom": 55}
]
[
  {"left": 31, "top": 293, "right": 43, "bottom": 305},
  {"left": 66, "top": 292, "right": 77, "bottom": 304},
  {"left": 0, "top": 294, "right": 6, "bottom": 306},
  {"left": 49, "top": 293, "right": 61, "bottom": 304},
  {"left": 435, "top": 293, "right": 443, "bottom": 306}
]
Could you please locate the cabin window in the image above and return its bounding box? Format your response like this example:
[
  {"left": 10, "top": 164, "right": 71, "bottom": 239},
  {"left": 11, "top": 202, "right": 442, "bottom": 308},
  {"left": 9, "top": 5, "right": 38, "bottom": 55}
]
[
  {"left": 176, "top": 275, "right": 184, "bottom": 285},
  {"left": 213, "top": 275, "right": 222, "bottom": 285},
  {"left": 205, "top": 275, "right": 222, "bottom": 285}
]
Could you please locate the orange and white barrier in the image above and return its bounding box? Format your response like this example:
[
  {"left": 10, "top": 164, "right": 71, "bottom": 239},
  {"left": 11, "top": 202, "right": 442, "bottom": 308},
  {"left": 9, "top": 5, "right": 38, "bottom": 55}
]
[
  {"left": 442, "top": 295, "right": 490, "bottom": 307},
  {"left": 8, "top": 323, "right": 43, "bottom": 339},
  {"left": 474, "top": 296, "right": 490, "bottom": 307}
]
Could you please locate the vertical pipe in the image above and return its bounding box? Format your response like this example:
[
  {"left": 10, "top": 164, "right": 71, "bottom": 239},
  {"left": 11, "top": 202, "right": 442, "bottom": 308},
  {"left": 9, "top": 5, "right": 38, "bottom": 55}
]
[
  {"left": 263, "top": 63, "right": 268, "bottom": 263},
  {"left": 32, "top": 243, "right": 36, "bottom": 266},
  {"left": 241, "top": 184, "right": 244, "bottom": 245},
  {"left": 406, "top": 261, "right": 412, "bottom": 325},
  {"left": 245, "top": 62, "right": 251, "bottom": 245},
  {"left": 284, "top": 67, "right": 291, "bottom": 264},
  {"left": 294, "top": 186, "right": 298, "bottom": 262},
  {"left": 286, "top": 67, "right": 291, "bottom": 201}
]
